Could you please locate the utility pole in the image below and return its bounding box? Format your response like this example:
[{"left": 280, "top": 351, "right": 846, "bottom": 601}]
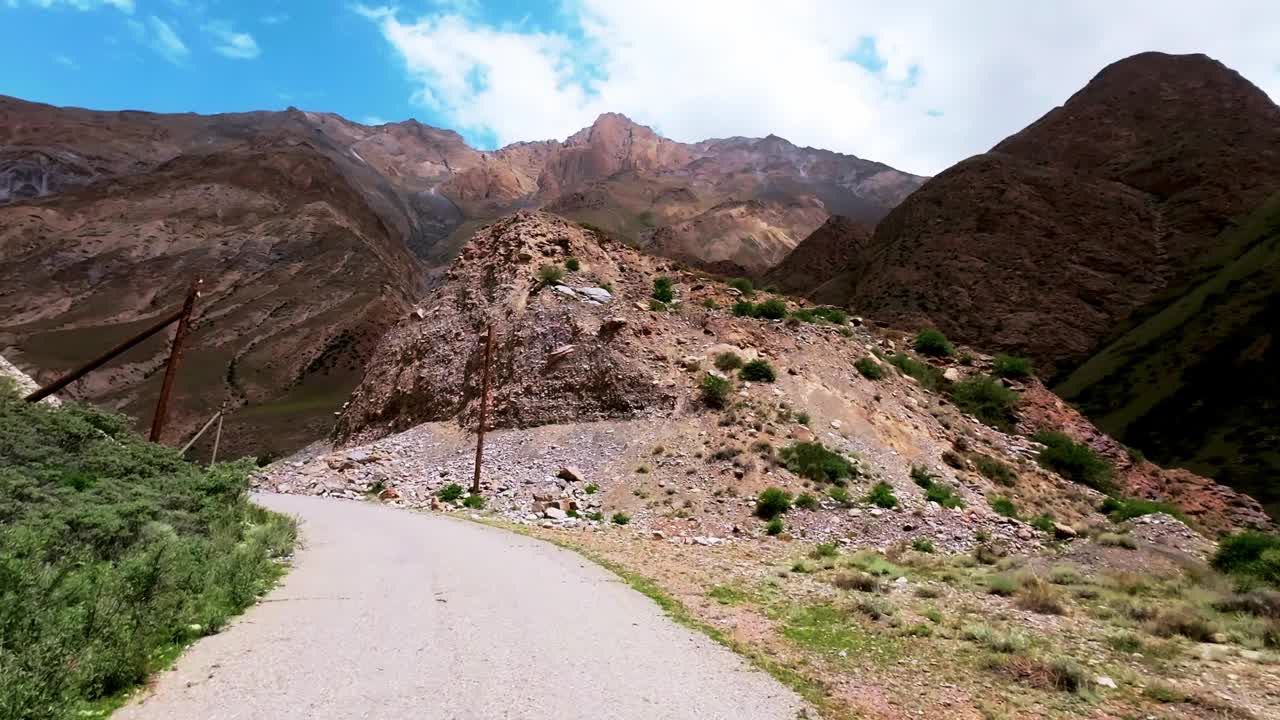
[
  {"left": 471, "top": 324, "right": 495, "bottom": 496},
  {"left": 149, "top": 279, "right": 202, "bottom": 443}
]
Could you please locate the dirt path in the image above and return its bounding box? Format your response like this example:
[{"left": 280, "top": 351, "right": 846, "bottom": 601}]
[{"left": 116, "top": 493, "right": 807, "bottom": 720}]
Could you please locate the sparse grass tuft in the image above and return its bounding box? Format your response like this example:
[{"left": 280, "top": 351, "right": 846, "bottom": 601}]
[
  {"left": 889, "top": 353, "right": 945, "bottom": 391},
  {"left": 791, "top": 306, "right": 849, "bottom": 325},
  {"left": 987, "top": 574, "right": 1019, "bottom": 596},
  {"left": 564, "top": 256, "right": 580, "bottom": 271},
  {"left": 810, "top": 542, "right": 840, "bottom": 559},
  {"left": 834, "top": 571, "right": 882, "bottom": 593},
  {"left": 1213, "top": 531, "right": 1280, "bottom": 586},
  {"left": 912, "top": 538, "right": 935, "bottom": 554},
  {"left": 989, "top": 496, "right": 1018, "bottom": 518},
  {"left": 699, "top": 373, "right": 733, "bottom": 409},
  {"left": 583, "top": 483, "right": 599, "bottom": 494},
  {"left": 1143, "top": 683, "right": 1190, "bottom": 704},
  {"left": 992, "top": 355, "right": 1033, "bottom": 379},
  {"left": 963, "top": 624, "right": 1030, "bottom": 654},
  {"left": 1147, "top": 606, "right": 1219, "bottom": 642},
  {"left": 986, "top": 654, "right": 1090, "bottom": 693},
  {"left": 713, "top": 352, "right": 744, "bottom": 371},
  {"left": 1097, "top": 532, "right": 1137, "bottom": 549},
  {"left": 794, "top": 493, "right": 819, "bottom": 511},
  {"left": 755, "top": 298, "right": 788, "bottom": 320},
  {"left": 1100, "top": 496, "right": 1188, "bottom": 523},
  {"left": 462, "top": 494, "right": 485, "bottom": 509},
  {"left": 1016, "top": 577, "right": 1066, "bottom": 615},
  {"left": 779, "top": 441, "right": 855, "bottom": 484},
  {"left": 1049, "top": 566, "right": 1081, "bottom": 585},
  {"left": 1030, "top": 513, "right": 1056, "bottom": 533},
  {"left": 828, "top": 485, "right": 852, "bottom": 506},
  {"left": 912, "top": 465, "right": 964, "bottom": 508},
  {"left": 728, "top": 277, "right": 755, "bottom": 296},
  {"left": 537, "top": 264, "right": 565, "bottom": 286},
  {"left": 652, "top": 276, "right": 675, "bottom": 303},
  {"left": 974, "top": 454, "right": 1017, "bottom": 486}
]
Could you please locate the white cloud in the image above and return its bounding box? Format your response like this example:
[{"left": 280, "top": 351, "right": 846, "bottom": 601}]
[
  {"left": 53, "top": 53, "right": 80, "bottom": 69},
  {"left": 361, "top": 115, "right": 389, "bottom": 125},
  {"left": 261, "top": 13, "right": 288, "bottom": 25},
  {"left": 4, "top": 0, "right": 133, "bottom": 11},
  {"left": 359, "top": 0, "right": 1280, "bottom": 175},
  {"left": 204, "top": 20, "right": 260, "bottom": 59},
  {"left": 127, "top": 15, "right": 190, "bottom": 64}
]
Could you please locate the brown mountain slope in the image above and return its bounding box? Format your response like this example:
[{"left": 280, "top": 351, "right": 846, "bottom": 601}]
[
  {"left": 763, "top": 215, "right": 873, "bottom": 293},
  {"left": 810, "top": 51, "right": 1280, "bottom": 516}
]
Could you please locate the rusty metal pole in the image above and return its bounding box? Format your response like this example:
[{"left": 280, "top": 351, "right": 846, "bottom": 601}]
[
  {"left": 471, "top": 324, "right": 495, "bottom": 496},
  {"left": 149, "top": 280, "right": 202, "bottom": 443},
  {"left": 24, "top": 306, "right": 186, "bottom": 403}
]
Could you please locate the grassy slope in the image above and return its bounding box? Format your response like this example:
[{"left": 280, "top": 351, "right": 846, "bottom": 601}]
[
  {"left": 1055, "top": 194, "right": 1280, "bottom": 518},
  {"left": 0, "top": 383, "right": 295, "bottom": 719}
]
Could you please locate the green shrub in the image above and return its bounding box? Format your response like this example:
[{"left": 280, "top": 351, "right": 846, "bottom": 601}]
[
  {"left": 912, "top": 538, "right": 935, "bottom": 553},
  {"left": 888, "top": 353, "right": 945, "bottom": 391},
  {"left": 0, "top": 395, "right": 294, "bottom": 719},
  {"left": 989, "top": 496, "right": 1018, "bottom": 518},
  {"left": 794, "top": 493, "right": 819, "bottom": 510},
  {"left": 755, "top": 487, "right": 793, "bottom": 519},
  {"left": 791, "top": 306, "right": 848, "bottom": 324},
  {"left": 1016, "top": 578, "right": 1066, "bottom": 614},
  {"left": 779, "top": 442, "right": 855, "bottom": 484},
  {"left": 810, "top": 542, "right": 839, "bottom": 559},
  {"left": 987, "top": 574, "right": 1019, "bottom": 596},
  {"left": 701, "top": 298, "right": 719, "bottom": 309},
  {"left": 1030, "top": 513, "right": 1056, "bottom": 533},
  {"left": 1032, "top": 431, "right": 1112, "bottom": 491},
  {"left": 587, "top": 511, "right": 604, "bottom": 522},
  {"left": 1100, "top": 497, "right": 1187, "bottom": 523},
  {"left": 854, "top": 357, "right": 885, "bottom": 380},
  {"left": 913, "top": 328, "right": 954, "bottom": 357},
  {"left": 1213, "top": 532, "right": 1280, "bottom": 586},
  {"left": 828, "top": 485, "right": 852, "bottom": 506},
  {"left": 949, "top": 376, "right": 1019, "bottom": 432},
  {"left": 911, "top": 465, "right": 963, "bottom": 508},
  {"left": 974, "top": 455, "right": 1017, "bottom": 486},
  {"left": 910, "top": 464, "right": 937, "bottom": 488},
  {"left": 437, "top": 483, "right": 465, "bottom": 502},
  {"left": 713, "top": 352, "right": 743, "bottom": 371},
  {"left": 538, "top": 264, "right": 565, "bottom": 286},
  {"left": 611, "top": 512, "right": 631, "bottom": 525},
  {"left": 834, "top": 571, "right": 882, "bottom": 593},
  {"left": 652, "top": 276, "right": 675, "bottom": 303},
  {"left": 728, "top": 277, "right": 755, "bottom": 295},
  {"left": 766, "top": 517, "right": 785, "bottom": 536},
  {"left": 583, "top": 483, "right": 599, "bottom": 494},
  {"left": 992, "top": 355, "right": 1033, "bottom": 379},
  {"left": 462, "top": 494, "right": 485, "bottom": 509},
  {"left": 648, "top": 299, "right": 668, "bottom": 312},
  {"left": 731, "top": 300, "right": 757, "bottom": 317},
  {"left": 565, "top": 257, "right": 580, "bottom": 271},
  {"left": 740, "top": 359, "right": 777, "bottom": 382},
  {"left": 796, "top": 412, "right": 811, "bottom": 425},
  {"left": 755, "top": 298, "right": 788, "bottom": 320},
  {"left": 865, "top": 481, "right": 898, "bottom": 509},
  {"left": 699, "top": 373, "right": 732, "bottom": 409}
]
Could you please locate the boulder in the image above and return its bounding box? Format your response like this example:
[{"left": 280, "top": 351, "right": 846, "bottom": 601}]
[
  {"left": 577, "top": 287, "right": 613, "bottom": 303},
  {"left": 544, "top": 507, "right": 568, "bottom": 520},
  {"left": 557, "top": 466, "right": 586, "bottom": 483},
  {"left": 1053, "top": 522, "right": 1078, "bottom": 539}
]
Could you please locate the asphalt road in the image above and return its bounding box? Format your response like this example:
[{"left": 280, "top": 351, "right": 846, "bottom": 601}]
[{"left": 116, "top": 493, "right": 806, "bottom": 719}]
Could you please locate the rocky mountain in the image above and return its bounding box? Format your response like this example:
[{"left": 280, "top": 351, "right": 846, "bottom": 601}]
[
  {"left": 764, "top": 215, "right": 873, "bottom": 293},
  {"left": 0, "top": 95, "right": 921, "bottom": 457},
  {"left": 784, "top": 52, "right": 1280, "bottom": 517}
]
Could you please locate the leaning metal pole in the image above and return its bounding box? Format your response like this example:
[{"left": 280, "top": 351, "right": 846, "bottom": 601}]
[{"left": 149, "top": 279, "right": 202, "bottom": 443}]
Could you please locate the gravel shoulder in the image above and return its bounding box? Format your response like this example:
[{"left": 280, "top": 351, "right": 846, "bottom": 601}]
[{"left": 115, "top": 493, "right": 807, "bottom": 720}]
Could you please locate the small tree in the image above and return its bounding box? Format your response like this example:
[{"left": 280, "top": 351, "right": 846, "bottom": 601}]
[
  {"left": 755, "top": 487, "right": 793, "bottom": 519},
  {"left": 652, "top": 276, "right": 675, "bottom": 303}
]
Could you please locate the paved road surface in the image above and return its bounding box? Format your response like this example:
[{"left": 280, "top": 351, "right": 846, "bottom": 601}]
[{"left": 117, "top": 493, "right": 806, "bottom": 719}]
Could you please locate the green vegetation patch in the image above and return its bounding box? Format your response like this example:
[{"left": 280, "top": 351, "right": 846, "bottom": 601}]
[
  {"left": 739, "top": 359, "right": 777, "bottom": 382},
  {"left": 949, "top": 375, "right": 1020, "bottom": 432},
  {"left": 1100, "top": 496, "right": 1188, "bottom": 523},
  {"left": 992, "top": 354, "right": 1033, "bottom": 379},
  {"left": 755, "top": 487, "right": 793, "bottom": 519},
  {"left": 888, "top": 353, "right": 946, "bottom": 391},
  {"left": 1213, "top": 532, "right": 1280, "bottom": 586},
  {"left": 780, "top": 604, "right": 899, "bottom": 662},
  {"left": 913, "top": 329, "right": 954, "bottom": 357},
  {"left": 791, "top": 306, "right": 849, "bottom": 325},
  {"left": 864, "top": 481, "right": 898, "bottom": 509},
  {"left": 699, "top": 373, "right": 732, "bottom": 409},
  {"left": 779, "top": 441, "right": 855, "bottom": 484},
  {"left": 1032, "top": 431, "right": 1113, "bottom": 491},
  {"left": 854, "top": 357, "right": 885, "bottom": 380},
  {"left": 0, "top": 393, "right": 295, "bottom": 719},
  {"left": 652, "top": 276, "right": 675, "bottom": 303},
  {"left": 910, "top": 465, "right": 964, "bottom": 508}
]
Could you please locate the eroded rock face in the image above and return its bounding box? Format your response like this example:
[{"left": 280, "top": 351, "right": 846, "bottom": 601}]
[
  {"left": 333, "top": 212, "right": 678, "bottom": 445},
  {"left": 764, "top": 216, "right": 873, "bottom": 295}
]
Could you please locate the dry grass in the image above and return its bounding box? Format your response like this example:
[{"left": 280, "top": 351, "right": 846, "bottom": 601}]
[
  {"left": 833, "top": 571, "right": 881, "bottom": 593},
  {"left": 1016, "top": 577, "right": 1067, "bottom": 615}
]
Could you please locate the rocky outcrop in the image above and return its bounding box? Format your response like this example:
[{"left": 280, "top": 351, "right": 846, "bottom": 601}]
[
  {"left": 640, "top": 198, "right": 829, "bottom": 276},
  {"left": 333, "top": 212, "right": 678, "bottom": 445}
]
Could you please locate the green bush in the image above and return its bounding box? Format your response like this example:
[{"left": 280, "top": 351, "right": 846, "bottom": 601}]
[
  {"left": 974, "top": 455, "right": 1017, "bottom": 486},
  {"left": 990, "top": 496, "right": 1018, "bottom": 518},
  {"left": 910, "top": 464, "right": 938, "bottom": 488},
  {"left": 992, "top": 354, "right": 1033, "bottom": 379},
  {"left": 913, "top": 329, "right": 954, "bottom": 357},
  {"left": 1032, "top": 431, "right": 1112, "bottom": 491},
  {"left": 648, "top": 299, "right": 668, "bottom": 312},
  {"left": 699, "top": 373, "right": 732, "bottom": 409},
  {"left": 565, "top": 257, "right": 580, "bottom": 272},
  {"left": 1030, "top": 513, "right": 1056, "bottom": 533},
  {"left": 755, "top": 487, "right": 793, "bottom": 519},
  {"left": 739, "top": 359, "right": 777, "bottom": 382},
  {"left": 828, "top": 486, "right": 852, "bottom": 506},
  {"left": 888, "top": 353, "right": 945, "bottom": 391},
  {"left": 810, "top": 542, "right": 839, "bottom": 559},
  {"left": 865, "top": 481, "right": 898, "bottom": 509},
  {"left": 702, "top": 298, "right": 720, "bottom": 309},
  {"left": 538, "top": 264, "right": 565, "bottom": 286},
  {"left": 791, "top": 306, "right": 848, "bottom": 324},
  {"left": 766, "top": 517, "right": 785, "bottom": 536},
  {"left": 949, "top": 375, "right": 1019, "bottom": 432},
  {"left": 1100, "top": 497, "right": 1188, "bottom": 523},
  {"left": 583, "top": 483, "right": 599, "bottom": 494},
  {"left": 779, "top": 442, "right": 855, "bottom": 484},
  {"left": 731, "top": 300, "right": 757, "bottom": 317},
  {"left": 755, "top": 298, "right": 788, "bottom": 320},
  {"left": 713, "top": 352, "right": 743, "bottom": 371},
  {"left": 794, "top": 493, "right": 819, "bottom": 510},
  {"left": 911, "top": 465, "right": 963, "bottom": 508},
  {"left": 652, "top": 276, "right": 675, "bottom": 303},
  {"left": 462, "top": 494, "right": 485, "bottom": 509},
  {"left": 1213, "top": 532, "right": 1280, "bottom": 586},
  {"left": 436, "top": 483, "right": 464, "bottom": 502},
  {"left": 854, "top": 357, "right": 885, "bottom": 380},
  {"left": 0, "top": 395, "right": 294, "bottom": 719},
  {"left": 728, "top": 277, "right": 755, "bottom": 296},
  {"left": 611, "top": 512, "right": 631, "bottom": 525},
  {"left": 912, "top": 538, "right": 935, "bottom": 553}
]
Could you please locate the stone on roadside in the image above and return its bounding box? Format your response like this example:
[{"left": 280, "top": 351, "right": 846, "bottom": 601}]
[{"left": 544, "top": 507, "right": 568, "bottom": 521}]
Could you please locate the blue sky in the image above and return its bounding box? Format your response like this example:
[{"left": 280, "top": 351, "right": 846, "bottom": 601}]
[{"left": 3, "top": 1, "right": 1277, "bottom": 175}]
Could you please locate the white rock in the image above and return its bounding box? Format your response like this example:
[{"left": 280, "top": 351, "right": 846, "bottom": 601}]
[
  {"left": 1095, "top": 676, "right": 1117, "bottom": 689},
  {"left": 553, "top": 285, "right": 578, "bottom": 297},
  {"left": 577, "top": 287, "right": 613, "bottom": 303},
  {"left": 544, "top": 507, "right": 568, "bottom": 520}
]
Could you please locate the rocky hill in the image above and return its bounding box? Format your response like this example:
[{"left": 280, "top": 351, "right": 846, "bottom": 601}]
[
  {"left": 0, "top": 96, "right": 922, "bottom": 457},
  {"left": 782, "top": 52, "right": 1280, "bottom": 517},
  {"left": 763, "top": 215, "right": 873, "bottom": 294}
]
